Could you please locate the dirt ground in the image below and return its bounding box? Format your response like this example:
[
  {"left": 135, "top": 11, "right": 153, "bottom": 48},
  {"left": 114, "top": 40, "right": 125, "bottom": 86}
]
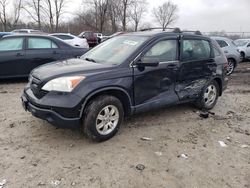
[{"left": 0, "top": 63, "right": 249, "bottom": 188}]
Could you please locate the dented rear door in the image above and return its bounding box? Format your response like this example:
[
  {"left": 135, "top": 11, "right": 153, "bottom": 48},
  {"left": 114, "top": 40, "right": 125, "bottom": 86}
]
[{"left": 176, "top": 36, "right": 216, "bottom": 100}]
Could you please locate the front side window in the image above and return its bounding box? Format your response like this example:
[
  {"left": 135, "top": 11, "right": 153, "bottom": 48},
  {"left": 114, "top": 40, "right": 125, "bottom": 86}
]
[
  {"left": 28, "top": 38, "right": 58, "bottom": 49},
  {"left": 81, "top": 35, "right": 148, "bottom": 65},
  {"left": 142, "top": 40, "right": 177, "bottom": 62},
  {"left": 0, "top": 38, "right": 23, "bottom": 51},
  {"left": 182, "top": 39, "right": 211, "bottom": 61},
  {"left": 216, "top": 40, "right": 228, "bottom": 48}
]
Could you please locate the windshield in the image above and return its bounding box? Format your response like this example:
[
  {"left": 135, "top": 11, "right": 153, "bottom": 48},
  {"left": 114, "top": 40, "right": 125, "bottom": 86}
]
[
  {"left": 234, "top": 40, "right": 249, "bottom": 47},
  {"left": 81, "top": 35, "right": 148, "bottom": 65}
]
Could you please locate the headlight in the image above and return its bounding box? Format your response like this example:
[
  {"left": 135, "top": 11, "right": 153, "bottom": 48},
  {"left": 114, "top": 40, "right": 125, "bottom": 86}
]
[{"left": 42, "top": 76, "right": 85, "bottom": 92}]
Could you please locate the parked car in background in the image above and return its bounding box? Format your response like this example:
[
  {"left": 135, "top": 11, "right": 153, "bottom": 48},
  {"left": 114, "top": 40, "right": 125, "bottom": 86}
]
[
  {"left": 78, "top": 31, "right": 98, "bottom": 47},
  {"left": 0, "top": 32, "right": 12, "bottom": 38},
  {"left": 50, "top": 33, "right": 89, "bottom": 49},
  {"left": 12, "top": 29, "right": 43, "bottom": 34},
  {"left": 22, "top": 30, "right": 228, "bottom": 142},
  {"left": 234, "top": 39, "right": 250, "bottom": 61},
  {"left": 94, "top": 33, "right": 103, "bottom": 43},
  {"left": 211, "top": 36, "right": 241, "bottom": 75},
  {"left": 0, "top": 34, "right": 88, "bottom": 78}
]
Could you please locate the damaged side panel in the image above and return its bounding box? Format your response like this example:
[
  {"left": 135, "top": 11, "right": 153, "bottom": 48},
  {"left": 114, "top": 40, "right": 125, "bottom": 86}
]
[{"left": 175, "top": 79, "right": 208, "bottom": 100}]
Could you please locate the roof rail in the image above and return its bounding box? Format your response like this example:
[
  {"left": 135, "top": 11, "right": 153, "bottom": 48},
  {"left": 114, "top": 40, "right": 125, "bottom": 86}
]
[
  {"left": 182, "top": 30, "right": 202, "bottom": 35},
  {"left": 140, "top": 27, "right": 181, "bottom": 33},
  {"left": 139, "top": 27, "right": 202, "bottom": 35}
]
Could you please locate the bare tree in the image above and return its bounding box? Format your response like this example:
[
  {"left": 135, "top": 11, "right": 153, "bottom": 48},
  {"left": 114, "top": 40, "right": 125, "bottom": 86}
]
[
  {"left": 54, "top": 0, "right": 68, "bottom": 32},
  {"left": 44, "top": 0, "right": 54, "bottom": 31},
  {"left": 120, "top": 0, "right": 133, "bottom": 31},
  {"left": 0, "top": 0, "right": 8, "bottom": 31},
  {"left": 85, "top": 0, "right": 109, "bottom": 32},
  {"left": 152, "top": 1, "right": 178, "bottom": 31},
  {"left": 130, "top": 0, "right": 147, "bottom": 31},
  {"left": 24, "top": 0, "right": 43, "bottom": 30},
  {"left": 0, "top": 0, "right": 23, "bottom": 31},
  {"left": 108, "top": 0, "right": 120, "bottom": 33},
  {"left": 12, "top": 0, "right": 23, "bottom": 28}
]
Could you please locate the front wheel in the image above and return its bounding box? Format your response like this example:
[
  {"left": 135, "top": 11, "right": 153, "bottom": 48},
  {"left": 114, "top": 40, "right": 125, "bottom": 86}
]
[
  {"left": 83, "top": 95, "right": 124, "bottom": 142},
  {"left": 196, "top": 80, "right": 219, "bottom": 110}
]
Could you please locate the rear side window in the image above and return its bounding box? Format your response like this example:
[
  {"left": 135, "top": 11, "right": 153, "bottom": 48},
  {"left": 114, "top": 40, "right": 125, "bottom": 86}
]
[
  {"left": 0, "top": 38, "right": 23, "bottom": 51},
  {"left": 28, "top": 38, "right": 58, "bottom": 49},
  {"left": 182, "top": 39, "right": 211, "bottom": 61},
  {"left": 53, "top": 35, "right": 74, "bottom": 40},
  {"left": 143, "top": 40, "right": 177, "bottom": 62},
  {"left": 216, "top": 40, "right": 228, "bottom": 48}
]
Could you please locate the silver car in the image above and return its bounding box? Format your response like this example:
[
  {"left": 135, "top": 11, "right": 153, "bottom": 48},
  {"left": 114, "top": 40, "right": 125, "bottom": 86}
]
[
  {"left": 234, "top": 39, "right": 250, "bottom": 61},
  {"left": 211, "top": 36, "right": 241, "bottom": 75}
]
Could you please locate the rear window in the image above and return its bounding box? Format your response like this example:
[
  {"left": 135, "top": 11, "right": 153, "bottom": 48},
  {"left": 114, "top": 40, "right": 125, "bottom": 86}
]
[
  {"left": 53, "top": 35, "right": 74, "bottom": 40},
  {"left": 216, "top": 40, "right": 228, "bottom": 48},
  {"left": 28, "top": 38, "right": 58, "bottom": 49},
  {"left": 182, "top": 39, "right": 211, "bottom": 61}
]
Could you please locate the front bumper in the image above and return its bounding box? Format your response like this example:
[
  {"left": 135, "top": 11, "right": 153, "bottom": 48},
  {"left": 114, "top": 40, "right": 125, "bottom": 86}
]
[{"left": 21, "top": 93, "right": 81, "bottom": 129}]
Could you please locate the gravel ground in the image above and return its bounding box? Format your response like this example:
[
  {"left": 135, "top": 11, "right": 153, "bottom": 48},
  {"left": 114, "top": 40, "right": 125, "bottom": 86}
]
[{"left": 0, "top": 63, "right": 249, "bottom": 188}]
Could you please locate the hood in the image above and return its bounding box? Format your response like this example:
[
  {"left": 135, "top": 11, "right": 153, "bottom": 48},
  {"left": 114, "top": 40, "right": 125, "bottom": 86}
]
[{"left": 31, "top": 58, "right": 113, "bottom": 81}]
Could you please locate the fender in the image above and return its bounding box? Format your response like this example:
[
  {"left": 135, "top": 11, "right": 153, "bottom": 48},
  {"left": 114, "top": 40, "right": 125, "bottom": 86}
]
[{"left": 79, "top": 86, "right": 134, "bottom": 118}]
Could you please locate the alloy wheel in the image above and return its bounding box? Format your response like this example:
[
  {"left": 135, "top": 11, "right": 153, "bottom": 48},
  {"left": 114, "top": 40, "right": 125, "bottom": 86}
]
[
  {"left": 96, "top": 105, "right": 119, "bottom": 135},
  {"left": 204, "top": 84, "right": 217, "bottom": 107},
  {"left": 227, "top": 60, "right": 235, "bottom": 75}
]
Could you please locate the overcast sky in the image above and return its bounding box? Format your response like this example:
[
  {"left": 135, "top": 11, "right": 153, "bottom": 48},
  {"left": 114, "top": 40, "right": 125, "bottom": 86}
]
[{"left": 67, "top": 0, "right": 250, "bottom": 32}]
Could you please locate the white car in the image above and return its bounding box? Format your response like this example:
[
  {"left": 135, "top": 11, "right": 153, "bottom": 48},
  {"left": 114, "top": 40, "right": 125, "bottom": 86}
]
[
  {"left": 50, "top": 33, "right": 89, "bottom": 49},
  {"left": 234, "top": 39, "right": 250, "bottom": 60}
]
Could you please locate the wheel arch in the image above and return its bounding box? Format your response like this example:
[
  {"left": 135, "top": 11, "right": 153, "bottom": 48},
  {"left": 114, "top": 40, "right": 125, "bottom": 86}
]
[
  {"left": 213, "top": 77, "right": 222, "bottom": 96},
  {"left": 80, "top": 87, "right": 133, "bottom": 118}
]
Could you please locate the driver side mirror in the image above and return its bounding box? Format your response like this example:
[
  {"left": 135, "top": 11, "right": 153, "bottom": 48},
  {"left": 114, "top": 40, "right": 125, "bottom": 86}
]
[
  {"left": 247, "top": 44, "right": 250, "bottom": 47},
  {"left": 136, "top": 57, "right": 159, "bottom": 67}
]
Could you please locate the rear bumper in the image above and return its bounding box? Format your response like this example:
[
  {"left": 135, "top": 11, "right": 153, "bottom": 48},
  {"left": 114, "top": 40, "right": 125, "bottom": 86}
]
[{"left": 21, "top": 94, "right": 81, "bottom": 129}]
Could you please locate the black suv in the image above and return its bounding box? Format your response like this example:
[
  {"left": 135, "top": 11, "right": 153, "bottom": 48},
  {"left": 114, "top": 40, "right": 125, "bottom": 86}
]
[{"left": 22, "top": 29, "right": 228, "bottom": 141}]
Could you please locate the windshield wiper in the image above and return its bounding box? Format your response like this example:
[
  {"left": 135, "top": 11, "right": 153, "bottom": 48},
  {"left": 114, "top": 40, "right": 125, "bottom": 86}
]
[{"left": 85, "top": 57, "right": 97, "bottom": 63}]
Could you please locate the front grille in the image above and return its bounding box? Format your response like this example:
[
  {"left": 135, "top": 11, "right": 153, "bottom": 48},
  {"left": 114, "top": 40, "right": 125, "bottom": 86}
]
[{"left": 30, "top": 76, "right": 48, "bottom": 99}]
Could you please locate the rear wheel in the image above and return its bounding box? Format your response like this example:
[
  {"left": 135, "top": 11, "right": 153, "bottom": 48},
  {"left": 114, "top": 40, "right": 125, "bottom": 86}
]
[
  {"left": 226, "top": 58, "right": 235, "bottom": 75},
  {"left": 196, "top": 80, "right": 219, "bottom": 110},
  {"left": 83, "top": 95, "right": 124, "bottom": 142}
]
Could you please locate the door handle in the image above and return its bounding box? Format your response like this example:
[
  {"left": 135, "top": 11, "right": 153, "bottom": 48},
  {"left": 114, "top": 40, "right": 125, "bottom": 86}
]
[
  {"left": 53, "top": 51, "right": 60, "bottom": 54},
  {"left": 167, "top": 64, "right": 178, "bottom": 70},
  {"left": 208, "top": 58, "right": 215, "bottom": 63},
  {"left": 16, "top": 52, "right": 24, "bottom": 57}
]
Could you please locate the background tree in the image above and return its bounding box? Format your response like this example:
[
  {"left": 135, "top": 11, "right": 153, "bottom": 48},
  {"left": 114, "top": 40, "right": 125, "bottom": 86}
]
[
  {"left": 0, "top": 0, "right": 9, "bottom": 31},
  {"left": 0, "top": 0, "right": 23, "bottom": 31},
  {"left": 130, "top": 0, "right": 147, "bottom": 31},
  {"left": 119, "top": 0, "right": 135, "bottom": 31},
  {"left": 152, "top": 1, "right": 178, "bottom": 31},
  {"left": 24, "top": 0, "right": 43, "bottom": 30}
]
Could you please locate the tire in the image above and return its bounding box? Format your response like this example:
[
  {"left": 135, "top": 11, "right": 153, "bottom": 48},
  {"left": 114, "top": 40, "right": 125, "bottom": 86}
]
[
  {"left": 241, "top": 52, "right": 245, "bottom": 61},
  {"left": 83, "top": 95, "right": 124, "bottom": 142},
  {"left": 196, "top": 80, "right": 219, "bottom": 110},
  {"left": 226, "top": 58, "right": 235, "bottom": 75}
]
